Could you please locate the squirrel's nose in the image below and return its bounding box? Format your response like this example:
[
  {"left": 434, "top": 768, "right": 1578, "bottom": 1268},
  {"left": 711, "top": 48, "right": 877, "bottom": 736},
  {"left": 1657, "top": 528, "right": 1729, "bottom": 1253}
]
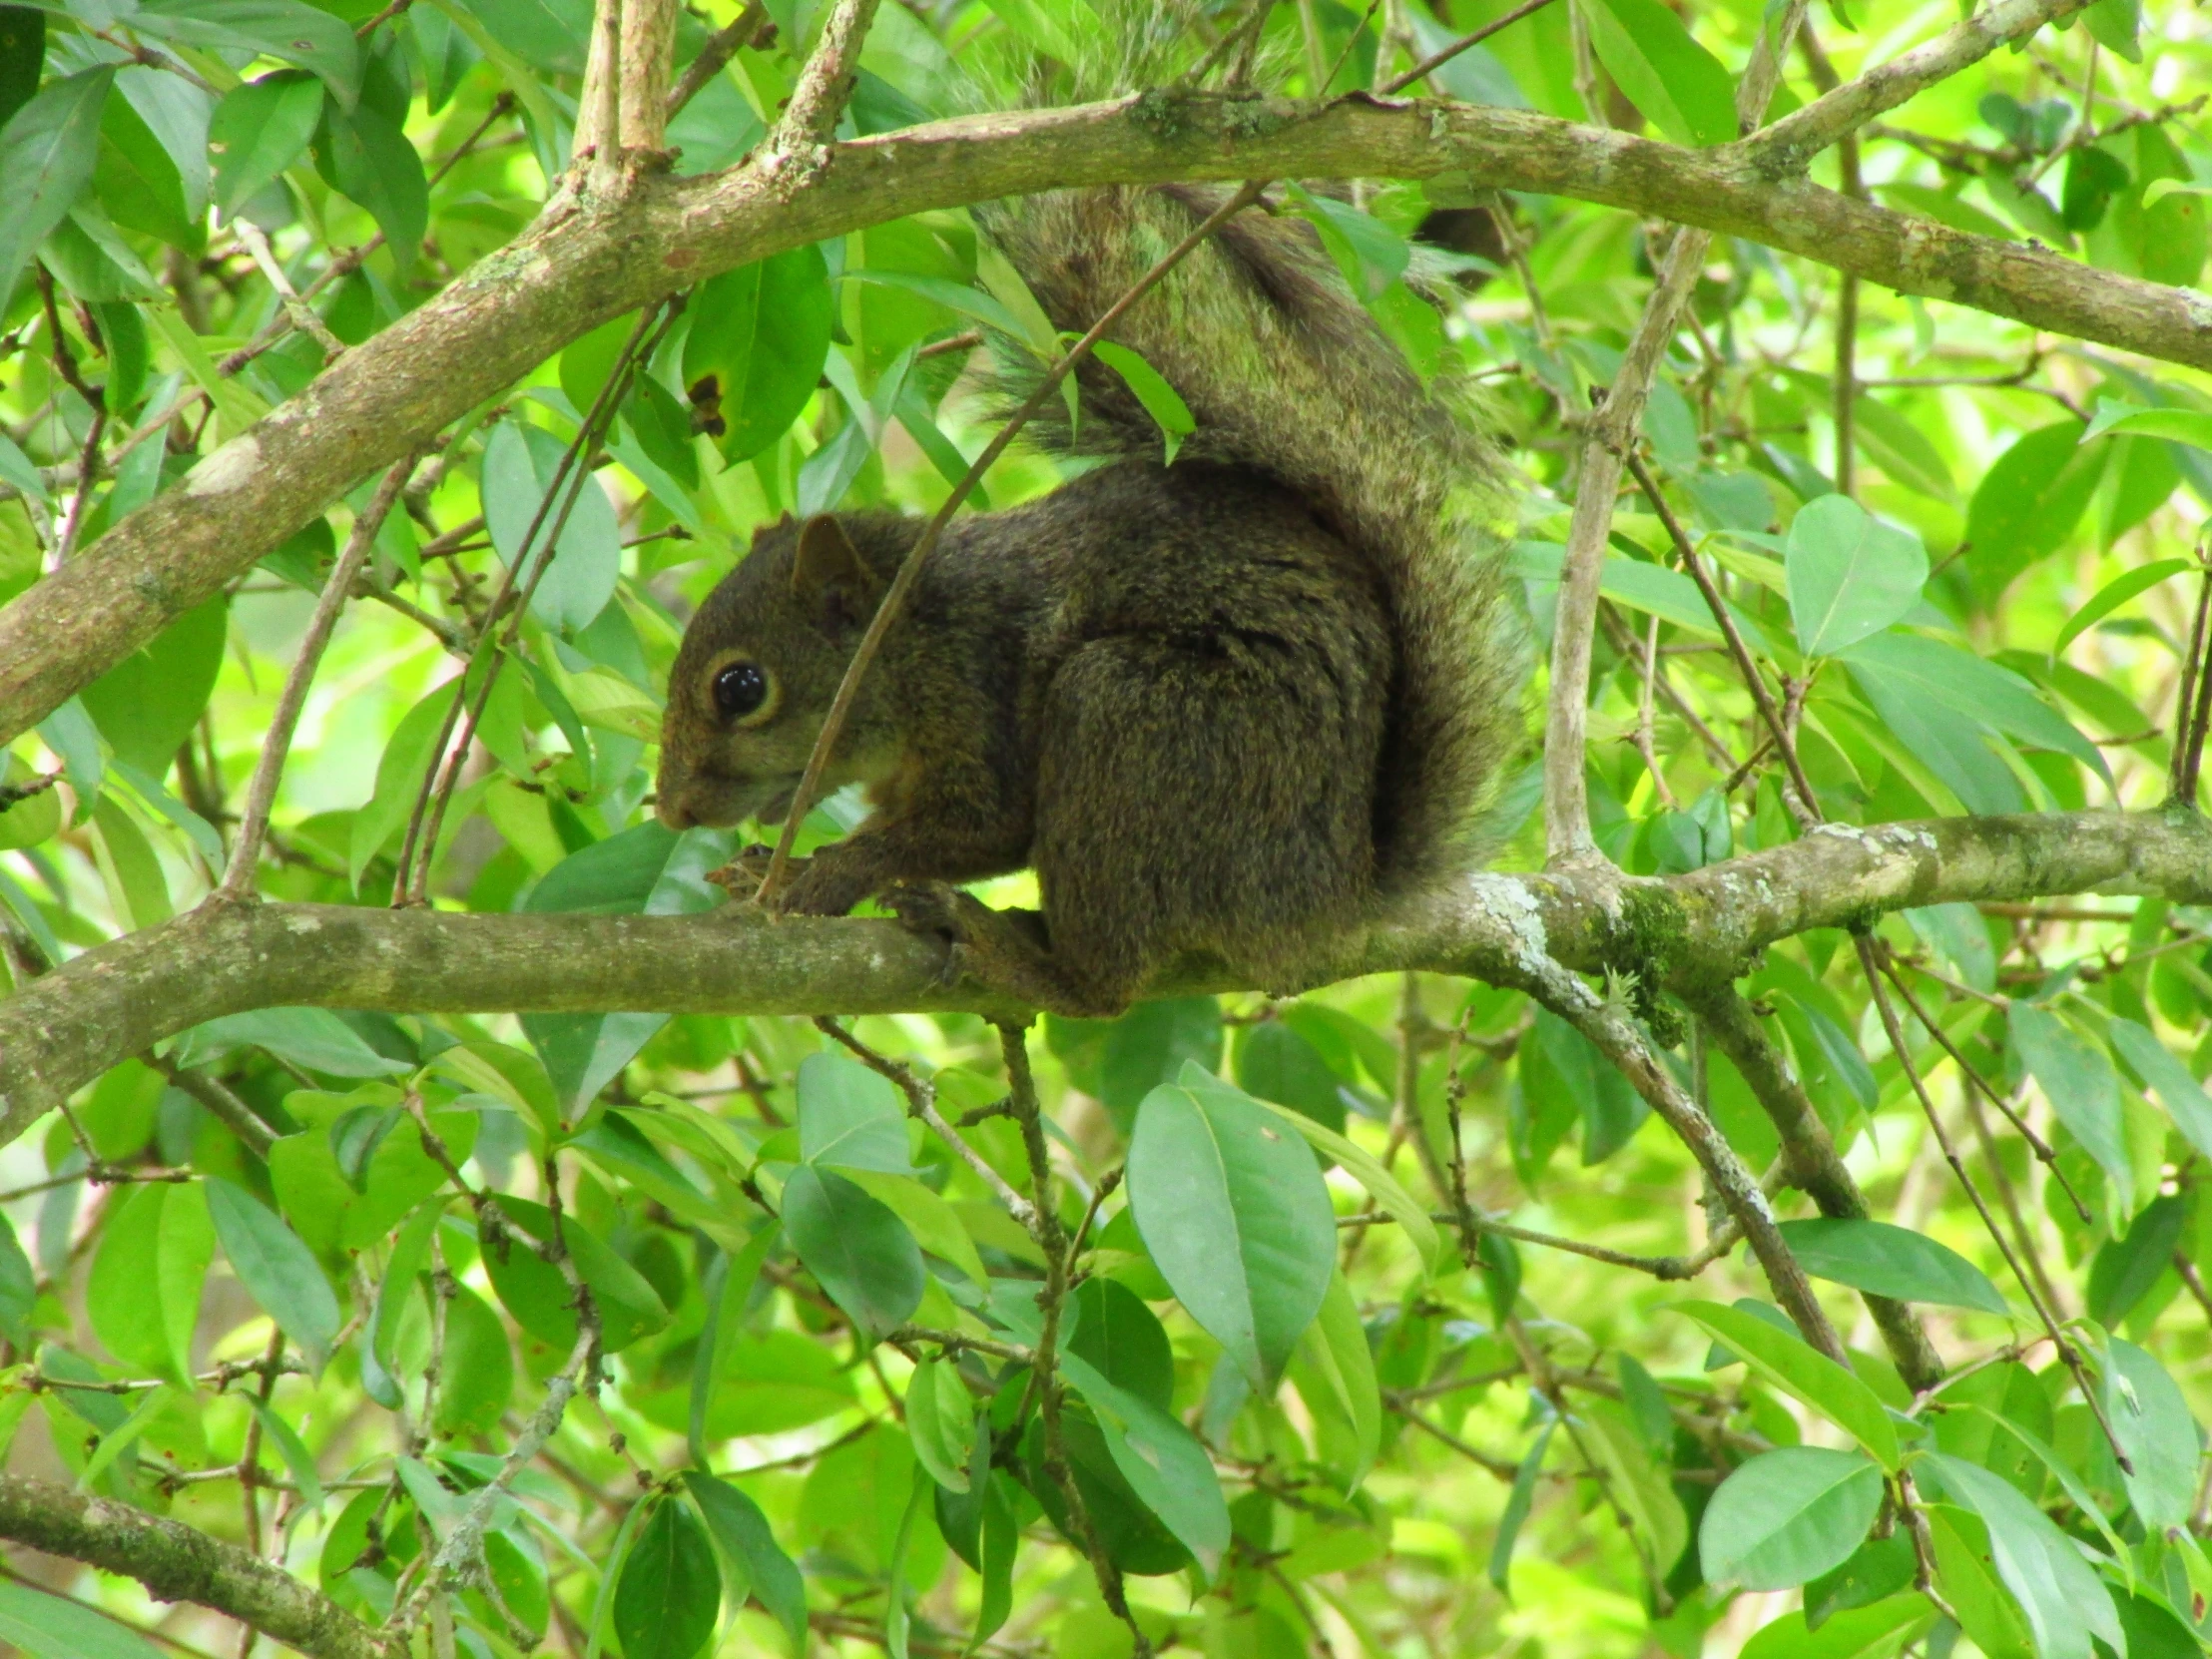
[{"left": 657, "top": 790, "right": 699, "bottom": 831}]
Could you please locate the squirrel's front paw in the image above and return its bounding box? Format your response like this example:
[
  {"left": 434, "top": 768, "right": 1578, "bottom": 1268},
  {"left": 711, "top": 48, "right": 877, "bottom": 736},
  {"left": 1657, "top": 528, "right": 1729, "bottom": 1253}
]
[
  {"left": 883, "top": 882, "right": 980, "bottom": 985},
  {"left": 766, "top": 856, "right": 873, "bottom": 918},
  {"left": 707, "top": 843, "right": 791, "bottom": 901}
]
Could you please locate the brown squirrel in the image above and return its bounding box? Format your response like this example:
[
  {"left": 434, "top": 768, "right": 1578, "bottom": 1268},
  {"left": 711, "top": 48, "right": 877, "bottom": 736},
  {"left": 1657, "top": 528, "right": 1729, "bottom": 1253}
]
[{"left": 656, "top": 184, "right": 1522, "bottom": 1017}]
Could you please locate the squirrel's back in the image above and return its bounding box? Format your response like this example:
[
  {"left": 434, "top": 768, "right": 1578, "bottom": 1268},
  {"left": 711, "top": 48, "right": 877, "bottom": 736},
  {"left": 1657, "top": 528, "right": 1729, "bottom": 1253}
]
[{"left": 986, "top": 184, "right": 1523, "bottom": 901}]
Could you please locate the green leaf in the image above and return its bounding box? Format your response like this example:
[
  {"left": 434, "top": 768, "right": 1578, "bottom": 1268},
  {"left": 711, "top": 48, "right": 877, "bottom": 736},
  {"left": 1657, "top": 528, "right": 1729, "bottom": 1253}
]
[
  {"left": 1126, "top": 1075, "right": 1337, "bottom": 1389},
  {"left": 797, "top": 1051, "right": 912, "bottom": 1174},
  {"left": 132, "top": 0, "right": 361, "bottom": 110},
  {"left": 2104, "top": 1337, "right": 2198, "bottom": 1530},
  {"left": 1578, "top": 1393, "right": 1690, "bottom": 1580},
  {"left": 1066, "top": 1277, "right": 1175, "bottom": 1409},
  {"left": 346, "top": 679, "right": 460, "bottom": 888},
  {"left": 1804, "top": 1536, "right": 1918, "bottom": 1633},
  {"left": 211, "top": 72, "right": 323, "bottom": 216},
  {"left": 2051, "top": 559, "right": 2195, "bottom": 659},
  {"left": 683, "top": 245, "right": 834, "bottom": 462},
  {"left": 842, "top": 268, "right": 1026, "bottom": 341},
  {"left": 0, "top": 7, "right": 44, "bottom": 130},
  {"left": 1488, "top": 1417, "right": 1555, "bottom": 1598},
  {"left": 1090, "top": 340, "right": 1194, "bottom": 464},
  {"left": 1738, "top": 1594, "right": 1933, "bottom": 1659},
  {"left": 79, "top": 595, "right": 228, "bottom": 776},
  {"left": 520, "top": 823, "right": 730, "bottom": 1114},
  {"left": 838, "top": 1169, "right": 987, "bottom": 1289},
  {"left": 96, "top": 93, "right": 194, "bottom": 250},
  {"left": 250, "top": 1397, "right": 324, "bottom": 1511},
  {"left": 1924, "top": 1452, "right": 2124, "bottom": 1659},
  {"left": 2082, "top": 397, "right": 2212, "bottom": 449},
  {"left": 1775, "top": 1219, "right": 2008, "bottom": 1315},
  {"left": 2081, "top": 0, "right": 2141, "bottom": 58},
  {"left": 481, "top": 419, "right": 622, "bottom": 633},
  {"left": 1963, "top": 420, "right": 2105, "bottom": 602},
  {"left": 0, "top": 1575, "right": 164, "bottom": 1659},
  {"left": 1057, "top": 1345, "right": 1231, "bottom": 1579},
  {"left": 313, "top": 99, "right": 424, "bottom": 265},
  {"left": 2108, "top": 1016, "right": 2212, "bottom": 1162},
  {"left": 1049, "top": 997, "right": 1225, "bottom": 1135},
  {"left": 1580, "top": 0, "right": 1737, "bottom": 147},
  {"left": 781, "top": 1164, "right": 923, "bottom": 1343},
  {"left": 478, "top": 1196, "right": 669, "bottom": 1354},
  {"left": 1295, "top": 1269, "right": 1382, "bottom": 1492},
  {"left": 1786, "top": 495, "right": 1929, "bottom": 656},
  {"left": 432, "top": 1283, "right": 514, "bottom": 1433},
  {"left": 1246, "top": 1094, "right": 1443, "bottom": 1275},
  {"left": 1672, "top": 1301, "right": 1900, "bottom": 1469},
  {"left": 2008, "top": 1002, "right": 2132, "bottom": 1215},
  {"left": 87, "top": 1183, "right": 212, "bottom": 1384},
  {"left": 1842, "top": 632, "right": 2110, "bottom": 796},
  {"left": 615, "top": 1496, "right": 720, "bottom": 1659},
  {"left": 1236, "top": 1018, "right": 1348, "bottom": 1134},
  {"left": 206, "top": 1178, "right": 342, "bottom": 1372},
  {"left": 2087, "top": 1192, "right": 2187, "bottom": 1329},
  {"left": 1699, "top": 1445, "right": 1885, "bottom": 1590},
  {"left": 0, "top": 66, "right": 112, "bottom": 309},
  {"left": 682, "top": 1471, "right": 807, "bottom": 1655},
  {"left": 175, "top": 1008, "right": 410, "bottom": 1079},
  {"left": 904, "top": 1359, "right": 972, "bottom": 1493}
]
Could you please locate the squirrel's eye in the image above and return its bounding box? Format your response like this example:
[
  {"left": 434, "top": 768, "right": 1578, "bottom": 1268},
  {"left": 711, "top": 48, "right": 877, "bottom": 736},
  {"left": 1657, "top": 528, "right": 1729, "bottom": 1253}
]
[{"left": 713, "top": 662, "right": 770, "bottom": 722}]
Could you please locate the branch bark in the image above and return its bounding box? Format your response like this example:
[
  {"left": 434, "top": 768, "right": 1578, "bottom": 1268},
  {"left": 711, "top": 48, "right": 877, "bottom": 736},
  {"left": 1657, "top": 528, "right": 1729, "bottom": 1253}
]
[
  {"left": 0, "top": 1471, "right": 395, "bottom": 1659},
  {"left": 5, "top": 89, "right": 2211, "bottom": 745},
  {"left": 5, "top": 809, "right": 2206, "bottom": 1141}
]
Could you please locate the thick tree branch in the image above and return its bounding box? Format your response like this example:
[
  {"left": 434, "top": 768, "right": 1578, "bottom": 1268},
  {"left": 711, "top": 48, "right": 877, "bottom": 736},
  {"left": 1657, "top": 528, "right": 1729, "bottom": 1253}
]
[
  {"left": 1686, "top": 987, "right": 1945, "bottom": 1389},
  {"left": 4, "top": 810, "right": 2205, "bottom": 1139},
  {"left": 4, "top": 92, "right": 2210, "bottom": 745},
  {"left": 0, "top": 1472, "right": 395, "bottom": 1659}
]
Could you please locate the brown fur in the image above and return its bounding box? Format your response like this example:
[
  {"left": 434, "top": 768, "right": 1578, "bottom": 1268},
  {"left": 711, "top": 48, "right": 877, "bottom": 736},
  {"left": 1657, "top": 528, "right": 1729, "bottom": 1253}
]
[{"left": 657, "top": 186, "right": 1522, "bottom": 1016}]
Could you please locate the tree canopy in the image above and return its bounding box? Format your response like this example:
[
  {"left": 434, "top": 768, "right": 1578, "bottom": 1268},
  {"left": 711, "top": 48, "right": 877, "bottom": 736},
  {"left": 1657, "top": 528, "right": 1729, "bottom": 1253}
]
[{"left": 0, "top": 0, "right": 2210, "bottom": 1655}]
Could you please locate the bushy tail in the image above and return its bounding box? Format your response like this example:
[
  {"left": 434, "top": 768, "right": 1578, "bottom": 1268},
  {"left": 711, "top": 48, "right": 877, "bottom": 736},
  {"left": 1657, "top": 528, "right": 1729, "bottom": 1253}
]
[{"left": 984, "top": 185, "right": 1525, "bottom": 896}]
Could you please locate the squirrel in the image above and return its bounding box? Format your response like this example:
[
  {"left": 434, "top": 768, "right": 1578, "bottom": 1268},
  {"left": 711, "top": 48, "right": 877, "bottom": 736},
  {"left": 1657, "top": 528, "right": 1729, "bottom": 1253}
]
[{"left": 655, "top": 183, "right": 1523, "bottom": 1018}]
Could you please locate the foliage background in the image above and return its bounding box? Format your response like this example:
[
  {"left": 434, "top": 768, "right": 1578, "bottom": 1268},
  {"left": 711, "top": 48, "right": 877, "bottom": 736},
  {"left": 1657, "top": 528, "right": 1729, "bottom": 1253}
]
[{"left": 1, "top": 0, "right": 2211, "bottom": 1654}]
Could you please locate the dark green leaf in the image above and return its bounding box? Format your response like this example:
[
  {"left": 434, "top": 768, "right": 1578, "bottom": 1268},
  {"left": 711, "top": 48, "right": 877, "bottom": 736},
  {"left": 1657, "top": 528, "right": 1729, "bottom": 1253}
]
[
  {"left": 1804, "top": 1533, "right": 1916, "bottom": 1631},
  {"left": 327, "top": 1105, "right": 400, "bottom": 1196},
  {"left": 431, "top": 1284, "right": 513, "bottom": 1433},
  {"left": 1067, "top": 1277, "right": 1175, "bottom": 1411},
  {"left": 87, "top": 1182, "right": 211, "bottom": 1384},
  {"left": 614, "top": 1496, "right": 720, "bottom": 1659},
  {"left": 781, "top": 1164, "right": 923, "bottom": 1342},
  {"left": 683, "top": 246, "right": 834, "bottom": 462},
  {"left": 478, "top": 1196, "right": 669, "bottom": 1354},
  {"left": 682, "top": 1471, "right": 807, "bottom": 1655},
  {"left": 0, "top": 66, "right": 112, "bottom": 309},
  {"left": 2087, "top": 1193, "right": 2187, "bottom": 1329},
  {"left": 1488, "top": 1418, "right": 1554, "bottom": 1598},
  {"left": 0, "top": 6, "right": 42, "bottom": 130},
  {"left": 133, "top": 0, "right": 361, "bottom": 110},
  {"left": 1699, "top": 1445, "right": 1884, "bottom": 1590},
  {"left": 211, "top": 73, "right": 322, "bottom": 217},
  {"left": 175, "top": 1007, "right": 410, "bottom": 1078},
  {"left": 1963, "top": 421, "right": 2105, "bottom": 602},
  {"left": 1235, "top": 1019, "right": 1347, "bottom": 1134}
]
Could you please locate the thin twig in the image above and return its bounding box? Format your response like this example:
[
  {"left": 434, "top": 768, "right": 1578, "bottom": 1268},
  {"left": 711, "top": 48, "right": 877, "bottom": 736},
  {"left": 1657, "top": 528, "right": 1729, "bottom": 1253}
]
[
  {"left": 222, "top": 457, "right": 412, "bottom": 897},
  {"left": 1853, "top": 934, "right": 2131, "bottom": 1471},
  {"left": 812, "top": 1017, "right": 1038, "bottom": 1229},
  {"left": 667, "top": 2, "right": 773, "bottom": 117},
  {"left": 1378, "top": 0, "right": 1563, "bottom": 95}
]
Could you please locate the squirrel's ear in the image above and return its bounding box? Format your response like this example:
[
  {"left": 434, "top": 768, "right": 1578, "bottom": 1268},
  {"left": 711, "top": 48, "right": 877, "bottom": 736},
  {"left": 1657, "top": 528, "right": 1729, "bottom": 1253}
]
[{"left": 790, "top": 515, "right": 880, "bottom": 632}]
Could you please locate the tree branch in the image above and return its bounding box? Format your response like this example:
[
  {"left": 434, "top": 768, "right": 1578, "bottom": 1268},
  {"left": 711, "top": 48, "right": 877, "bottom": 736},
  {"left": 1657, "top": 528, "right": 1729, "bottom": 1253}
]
[
  {"left": 0, "top": 1471, "right": 395, "bottom": 1659},
  {"left": 6, "top": 809, "right": 2205, "bottom": 1141},
  {"left": 6, "top": 91, "right": 2212, "bottom": 745}
]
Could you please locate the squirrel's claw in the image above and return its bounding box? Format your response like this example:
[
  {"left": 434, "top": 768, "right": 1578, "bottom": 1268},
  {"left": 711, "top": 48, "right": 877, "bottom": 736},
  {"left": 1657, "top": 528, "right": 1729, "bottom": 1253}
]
[{"left": 883, "top": 882, "right": 976, "bottom": 987}]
